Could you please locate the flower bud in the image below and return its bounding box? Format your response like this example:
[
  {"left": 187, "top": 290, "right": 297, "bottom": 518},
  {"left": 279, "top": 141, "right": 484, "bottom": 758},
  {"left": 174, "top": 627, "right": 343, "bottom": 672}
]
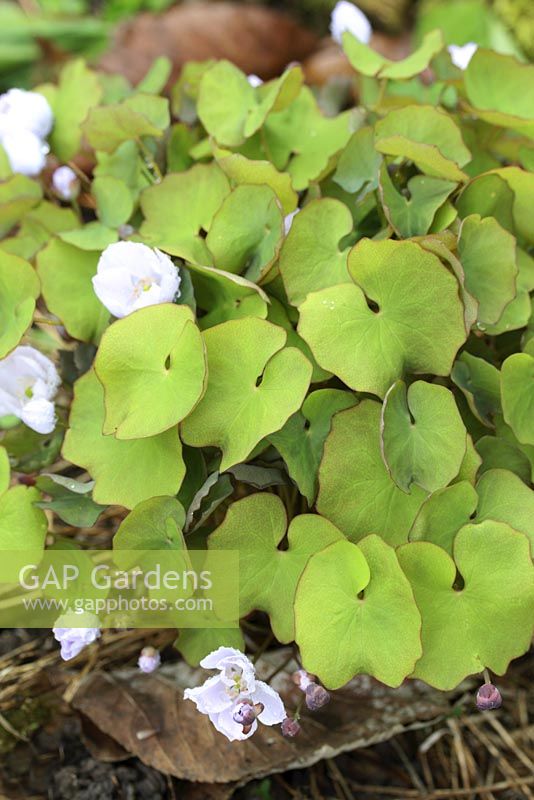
[
  {"left": 476, "top": 683, "right": 502, "bottom": 711},
  {"left": 232, "top": 700, "right": 264, "bottom": 728},
  {"left": 281, "top": 717, "right": 301, "bottom": 738},
  {"left": 305, "top": 682, "right": 330, "bottom": 711},
  {"left": 292, "top": 668, "right": 315, "bottom": 691},
  {"left": 52, "top": 165, "right": 80, "bottom": 201},
  {"left": 138, "top": 646, "right": 161, "bottom": 674}
]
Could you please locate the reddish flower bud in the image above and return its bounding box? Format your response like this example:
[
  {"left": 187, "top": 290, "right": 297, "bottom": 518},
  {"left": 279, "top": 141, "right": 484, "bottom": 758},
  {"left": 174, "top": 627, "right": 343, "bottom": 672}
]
[
  {"left": 281, "top": 717, "right": 301, "bottom": 738},
  {"left": 476, "top": 683, "right": 502, "bottom": 711},
  {"left": 305, "top": 682, "right": 330, "bottom": 711},
  {"left": 291, "top": 669, "right": 315, "bottom": 690},
  {"left": 233, "top": 700, "right": 264, "bottom": 728}
]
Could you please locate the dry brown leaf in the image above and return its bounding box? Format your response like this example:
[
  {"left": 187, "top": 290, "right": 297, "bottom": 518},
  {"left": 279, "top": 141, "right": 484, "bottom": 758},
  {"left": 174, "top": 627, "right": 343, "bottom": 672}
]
[
  {"left": 99, "top": 3, "right": 319, "bottom": 87},
  {"left": 71, "top": 652, "right": 450, "bottom": 785}
]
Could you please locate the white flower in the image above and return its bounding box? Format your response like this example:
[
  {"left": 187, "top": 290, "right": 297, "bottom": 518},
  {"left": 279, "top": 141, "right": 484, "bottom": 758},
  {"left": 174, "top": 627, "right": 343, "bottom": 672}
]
[
  {"left": 52, "top": 165, "right": 79, "bottom": 200},
  {"left": 138, "top": 646, "right": 161, "bottom": 673},
  {"left": 247, "top": 74, "right": 263, "bottom": 88},
  {"left": 92, "top": 242, "right": 181, "bottom": 319},
  {"left": 0, "top": 346, "right": 60, "bottom": 435},
  {"left": 184, "top": 647, "right": 286, "bottom": 742},
  {"left": 53, "top": 620, "right": 101, "bottom": 661},
  {"left": 330, "top": 1, "right": 372, "bottom": 45},
  {"left": 284, "top": 209, "right": 299, "bottom": 235},
  {"left": 0, "top": 89, "right": 54, "bottom": 140},
  {"left": 448, "top": 42, "right": 478, "bottom": 70},
  {"left": 0, "top": 128, "right": 48, "bottom": 177}
]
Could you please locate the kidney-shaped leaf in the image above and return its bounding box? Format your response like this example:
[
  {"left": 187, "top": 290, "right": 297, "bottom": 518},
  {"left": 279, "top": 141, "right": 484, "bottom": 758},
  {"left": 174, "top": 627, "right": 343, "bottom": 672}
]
[
  {"left": 295, "top": 536, "right": 422, "bottom": 689},
  {"left": 181, "top": 318, "right": 312, "bottom": 471},
  {"left": 62, "top": 370, "right": 185, "bottom": 509},
  {"left": 318, "top": 401, "right": 425, "bottom": 545},
  {"left": 398, "top": 521, "right": 534, "bottom": 689},
  {"left": 342, "top": 29, "right": 443, "bottom": 79},
  {"left": 381, "top": 380, "right": 467, "bottom": 494},
  {"left": 208, "top": 493, "right": 344, "bottom": 642},
  {"left": 501, "top": 353, "right": 534, "bottom": 446},
  {"left": 0, "top": 250, "right": 40, "bottom": 358},
  {"left": 94, "top": 304, "right": 207, "bottom": 440},
  {"left": 475, "top": 468, "right": 534, "bottom": 548},
  {"left": 298, "top": 239, "right": 466, "bottom": 398},
  {"left": 114, "top": 496, "right": 186, "bottom": 551},
  {"left": 409, "top": 481, "right": 478, "bottom": 556}
]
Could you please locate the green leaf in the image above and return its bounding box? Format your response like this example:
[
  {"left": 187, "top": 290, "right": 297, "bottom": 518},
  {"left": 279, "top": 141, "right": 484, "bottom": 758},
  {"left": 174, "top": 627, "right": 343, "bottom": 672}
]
[
  {"left": 93, "top": 175, "right": 134, "bottom": 229},
  {"left": 185, "top": 471, "right": 233, "bottom": 534},
  {"left": 0, "top": 174, "right": 42, "bottom": 239},
  {"left": 94, "top": 304, "right": 207, "bottom": 439},
  {"left": 279, "top": 199, "right": 352, "bottom": 307},
  {"left": 114, "top": 496, "right": 186, "bottom": 550},
  {"left": 374, "top": 105, "right": 470, "bottom": 182},
  {"left": 140, "top": 163, "right": 231, "bottom": 263},
  {"left": 343, "top": 28, "right": 443, "bottom": 79},
  {"left": 501, "top": 353, "right": 534, "bottom": 446},
  {"left": 37, "top": 239, "right": 109, "bottom": 343},
  {"left": 187, "top": 262, "right": 268, "bottom": 329},
  {"left": 0, "top": 250, "right": 40, "bottom": 358},
  {"left": 295, "top": 536, "right": 422, "bottom": 689},
  {"left": 379, "top": 165, "right": 456, "bottom": 238},
  {"left": 475, "top": 468, "right": 534, "bottom": 548},
  {"left": 217, "top": 152, "right": 297, "bottom": 216},
  {"left": 0, "top": 484, "right": 48, "bottom": 549},
  {"left": 206, "top": 185, "right": 283, "bottom": 282},
  {"left": 197, "top": 61, "right": 302, "bottom": 146},
  {"left": 333, "top": 127, "right": 381, "bottom": 195},
  {"left": 476, "top": 435, "right": 532, "bottom": 485},
  {"left": 298, "top": 239, "right": 466, "bottom": 398},
  {"left": 409, "top": 481, "right": 478, "bottom": 556},
  {"left": 176, "top": 627, "right": 245, "bottom": 667},
  {"left": 59, "top": 221, "right": 118, "bottom": 251},
  {"left": 83, "top": 94, "right": 170, "bottom": 152},
  {"left": 398, "top": 521, "right": 534, "bottom": 689},
  {"left": 451, "top": 351, "right": 501, "bottom": 427},
  {"left": 487, "top": 167, "right": 534, "bottom": 247},
  {"left": 456, "top": 173, "right": 514, "bottom": 233},
  {"left": 181, "top": 318, "right": 312, "bottom": 471},
  {"left": 457, "top": 214, "right": 517, "bottom": 327},
  {"left": 465, "top": 50, "right": 534, "bottom": 136},
  {"left": 318, "top": 401, "right": 425, "bottom": 545},
  {"left": 263, "top": 87, "right": 354, "bottom": 191},
  {"left": 44, "top": 60, "right": 103, "bottom": 160},
  {"left": 381, "top": 380, "right": 467, "bottom": 493},
  {"left": 35, "top": 475, "right": 104, "bottom": 527},
  {"left": 208, "top": 493, "right": 344, "bottom": 642},
  {"left": 137, "top": 56, "right": 172, "bottom": 95},
  {"left": 269, "top": 389, "right": 358, "bottom": 504},
  {"left": 0, "top": 446, "right": 9, "bottom": 495},
  {"left": 62, "top": 369, "right": 185, "bottom": 509}
]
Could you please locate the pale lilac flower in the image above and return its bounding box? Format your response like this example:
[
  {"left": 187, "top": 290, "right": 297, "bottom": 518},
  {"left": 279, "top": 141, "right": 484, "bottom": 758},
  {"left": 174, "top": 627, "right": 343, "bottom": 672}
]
[
  {"left": 52, "top": 165, "right": 79, "bottom": 200},
  {"left": 0, "top": 128, "right": 48, "bottom": 177},
  {"left": 330, "top": 1, "right": 372, "bottom": 45},
  {"left": 138, "top": 646, "right": 161, "bottom": 673},
  {"left": 53, "top": 619, "right": 101, "bottom": 661},
  {"left": 0, "top": 89, "right": 53, "bottom": 140},
  {"left": 247, "top": 74, "right": 263, "bottom": 88},
  {"left": 92, "top": 242, "right": 181, "bottom": 319},
  {"left": 0, "top": 346, "right": 60, "bottom": 435},
  {"left": 448, "top": 43, "right": 478, "bottom": 70},
  {"left": 284, "top": 209, "right": 299, "bottom": 235},
  {"left": 184, "top": 647, "right": 286, "bottom": 742}
]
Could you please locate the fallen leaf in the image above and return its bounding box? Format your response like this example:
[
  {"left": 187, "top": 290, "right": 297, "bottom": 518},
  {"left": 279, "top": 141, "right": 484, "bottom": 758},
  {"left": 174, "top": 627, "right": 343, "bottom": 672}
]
[
  {"left": 99, "top": 3, "right": 319, "bottom": 88},
  {"left": 71, "top": 651, "right": 450, "bottom": 784}
]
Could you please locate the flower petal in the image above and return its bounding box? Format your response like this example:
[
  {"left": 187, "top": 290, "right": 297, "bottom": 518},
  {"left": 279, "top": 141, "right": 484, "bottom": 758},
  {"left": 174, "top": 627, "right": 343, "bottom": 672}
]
[
  {"left": 253, "top": 681, "right": 287, "bottom": 725},
  {"left": 183, "top": 674, "right": 233, "bottom": 714},
  {"left": 209, "top": 709, "right": 258, "bottom": 742}
]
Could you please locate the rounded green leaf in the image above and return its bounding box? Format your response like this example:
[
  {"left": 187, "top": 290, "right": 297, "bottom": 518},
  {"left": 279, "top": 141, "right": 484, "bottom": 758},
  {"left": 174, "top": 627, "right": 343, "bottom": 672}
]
[
  {"left": 0, "top": 250, "right": 40, "bottom": 358},
  {"left": 279, "top": 199, "right": 352, "bottom": 306},
  {"left": 476, "top": 435, "right": 532, "bottom": 484},
  {"left": 381, "top": 380, "right": 467, "bottom": 493},
  {"left": 379, "top": 165, "right": 456, "bottom": 238},
  {"left": 217, "top": 152, "right": 297, "bottom": 215},
  {"left": 409, "top": 482, "right": 478, "bottom": 556},
  {"left": 398, "top": 521, "right": 534, "bottom": 689},
  {"left": 114, "top": 496, "right": 186, "bottom": 551},
  {"left": 457, "top": 214, "right": 517, "bottom": 327},
  {"left": 37, "top": 239, "right": 109, "bottom": 343},
  {"left": 176, "top": 627, "right": 245, "bottom": 667},
  {"left": 206, "top": 185, "right": 283, "bottom": 282},
  {"left": 342, "top": 29, "right": 443, "bottom": 79},
  {"left": 451, "top": 351, "right": 501, "bottom": 427},
  {"left": 93, "top": 175, "right": 134, "bottom": 229},
  {"left": 475, "top": 468, "right": 534, "bottom": 548},
  {"left": 0, "top": 484, "right": 48, "bottom": 549},
  {"left": 208, "top": 493, "right": 344, "bottom": 642},
  {"left": 298, "top": 239, "right": 466, "bottom": 398},
  {"left": 318, "top": 400, "right": 425, "bottom": 545},
  {"left": 0, "top": 174, "right": 42, "bottom": 239},
  {"left": 181, "top": 318, "right": 312, "bottom": 471},
  {"left": 94, "top": 304, "right": 207, "bottom": 440},
  {"left": 0, "top": 446, "right": 9, "bottom": 495},
  {"left": 501, "top": 353, "right": 534, "bottom": 446},
  {"left": 295, "top": 536, "right": 422, "bottom": 689},
  {"left": 45, "top": 59, "right": 103, "bottom": 160},
  {"left": 62, "top": 369, "right": 185, "bottom": 509},
  {"left": 375, "top": 105, "right": 470, "bottom": 182},
  {"left": 140, "top": 163, "right": 231, "bottom": 263}
]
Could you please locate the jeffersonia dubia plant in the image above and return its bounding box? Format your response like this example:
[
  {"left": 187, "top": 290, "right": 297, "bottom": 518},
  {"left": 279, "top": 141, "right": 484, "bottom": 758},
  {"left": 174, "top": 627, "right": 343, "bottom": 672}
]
[{"left": 0, "top": 15, "right": 534, "bottom": 740}]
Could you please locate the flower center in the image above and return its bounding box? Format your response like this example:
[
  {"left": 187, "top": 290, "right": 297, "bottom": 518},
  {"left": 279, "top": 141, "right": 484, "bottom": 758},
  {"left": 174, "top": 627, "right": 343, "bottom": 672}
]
[
  {"left": 24, "top": 386, "right": 34, "bottom": 399},
  {"left": 133, "top": 277, "right": 154, "bottom": 298}
]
